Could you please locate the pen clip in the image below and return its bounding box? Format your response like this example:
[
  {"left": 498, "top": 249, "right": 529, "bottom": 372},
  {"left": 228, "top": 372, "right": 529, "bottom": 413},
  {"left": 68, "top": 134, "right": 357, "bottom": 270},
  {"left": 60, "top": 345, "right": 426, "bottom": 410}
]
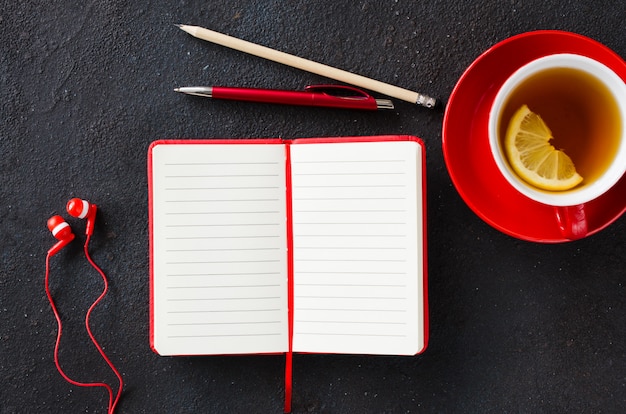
[
  {"left": 304, "top": 85, "right": 394, "bottom": 110},
  {"left": 304, "top": 84, "right": 373, "bottom": 99}
]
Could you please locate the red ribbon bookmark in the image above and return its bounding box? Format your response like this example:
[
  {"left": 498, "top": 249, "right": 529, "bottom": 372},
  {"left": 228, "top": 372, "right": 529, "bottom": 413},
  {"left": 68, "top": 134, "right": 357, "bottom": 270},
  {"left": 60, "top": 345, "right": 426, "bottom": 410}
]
[{"left": 284, "top": 142, "right": 295, "bottom": 413}]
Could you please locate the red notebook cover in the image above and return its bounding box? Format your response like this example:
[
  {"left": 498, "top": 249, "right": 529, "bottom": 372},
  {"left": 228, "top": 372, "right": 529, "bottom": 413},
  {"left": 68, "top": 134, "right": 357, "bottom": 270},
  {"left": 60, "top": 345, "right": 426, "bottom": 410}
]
[{"left": 147, "top": 135, "right": 428, "bottom": 411}]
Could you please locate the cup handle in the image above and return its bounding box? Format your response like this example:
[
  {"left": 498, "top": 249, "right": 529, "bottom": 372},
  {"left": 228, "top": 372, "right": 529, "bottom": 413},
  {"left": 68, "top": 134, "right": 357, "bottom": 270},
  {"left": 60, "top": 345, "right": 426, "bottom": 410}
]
[{"left": 555, "top": 204, "right": 588, "bottom": 240}]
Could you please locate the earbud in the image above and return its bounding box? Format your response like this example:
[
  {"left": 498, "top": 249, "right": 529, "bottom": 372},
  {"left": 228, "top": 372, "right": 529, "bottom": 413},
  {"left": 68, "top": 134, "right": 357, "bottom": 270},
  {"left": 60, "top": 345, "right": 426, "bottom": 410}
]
[
  {"left": 66, "top": 198, "right": 97, "bottom": 236},
  {"left": 47, "top": 215, "right": 75, "bottom": 256}
]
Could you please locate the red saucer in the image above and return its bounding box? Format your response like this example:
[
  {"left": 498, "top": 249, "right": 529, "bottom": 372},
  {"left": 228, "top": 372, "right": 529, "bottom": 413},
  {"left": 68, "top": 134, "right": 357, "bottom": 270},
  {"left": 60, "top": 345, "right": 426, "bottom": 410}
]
[{"left": 442, "top": 31, "right": 626, "bottom": 243}]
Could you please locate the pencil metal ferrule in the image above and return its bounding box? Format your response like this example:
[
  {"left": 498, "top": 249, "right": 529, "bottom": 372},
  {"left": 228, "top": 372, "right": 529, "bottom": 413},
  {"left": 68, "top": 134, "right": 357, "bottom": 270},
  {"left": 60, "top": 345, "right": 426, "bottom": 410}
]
[{"left": 416, "top": 94, "right": 438, "bottom": 108}]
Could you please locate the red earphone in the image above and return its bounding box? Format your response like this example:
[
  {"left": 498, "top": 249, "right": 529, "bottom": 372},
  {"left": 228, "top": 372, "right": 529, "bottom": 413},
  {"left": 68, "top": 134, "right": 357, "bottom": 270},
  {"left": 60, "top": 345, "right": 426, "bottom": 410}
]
[
  {"left": 45, "top": 198, "right": 123, "bottom": 414},
  {"left": 47, "top": 215, "right": 75, "bottom": 256},
  {"left": 66, "top": 198, "right": 97, "bottom": 236}
]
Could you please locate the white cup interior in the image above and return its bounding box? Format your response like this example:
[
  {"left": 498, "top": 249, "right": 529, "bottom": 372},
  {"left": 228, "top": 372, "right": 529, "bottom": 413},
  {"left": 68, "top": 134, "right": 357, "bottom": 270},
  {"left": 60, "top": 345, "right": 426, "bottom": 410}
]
[{"left": 488, "top": 54, "right": 626, "bottom": 207}]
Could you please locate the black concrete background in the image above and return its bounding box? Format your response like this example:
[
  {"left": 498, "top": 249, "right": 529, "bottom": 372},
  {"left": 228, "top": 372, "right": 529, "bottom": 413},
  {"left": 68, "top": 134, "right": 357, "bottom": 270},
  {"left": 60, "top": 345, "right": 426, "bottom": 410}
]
[{"left": 1, "top": 1, "right": 625, "bottom": 413}]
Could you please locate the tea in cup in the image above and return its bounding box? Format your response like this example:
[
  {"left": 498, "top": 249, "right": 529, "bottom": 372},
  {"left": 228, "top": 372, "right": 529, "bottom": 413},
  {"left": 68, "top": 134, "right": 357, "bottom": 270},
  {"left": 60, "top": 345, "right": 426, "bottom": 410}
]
[{"left": 489, "top": 53, "right": 626, "bottom": 239}]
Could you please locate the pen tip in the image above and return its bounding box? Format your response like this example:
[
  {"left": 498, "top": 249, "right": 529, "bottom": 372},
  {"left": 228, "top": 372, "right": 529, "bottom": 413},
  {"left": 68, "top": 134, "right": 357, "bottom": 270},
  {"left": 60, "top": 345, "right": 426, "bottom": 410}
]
[{"left": 173, "top": 88, "right": 181, "bottom": 92}]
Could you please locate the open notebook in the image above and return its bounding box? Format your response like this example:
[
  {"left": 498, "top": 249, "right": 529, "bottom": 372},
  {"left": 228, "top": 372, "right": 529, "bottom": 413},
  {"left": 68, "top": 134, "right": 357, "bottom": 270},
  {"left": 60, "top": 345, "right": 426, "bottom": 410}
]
[{"left": 148, "top": 136, "right": 428, "bottom": 409}]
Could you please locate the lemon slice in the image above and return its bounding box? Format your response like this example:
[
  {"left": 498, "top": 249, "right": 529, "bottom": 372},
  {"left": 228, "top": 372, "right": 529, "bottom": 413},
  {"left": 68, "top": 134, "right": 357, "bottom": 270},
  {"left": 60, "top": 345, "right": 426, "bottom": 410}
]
[{"left": 504, "top": 104, "right": 583, "bottom": 191}]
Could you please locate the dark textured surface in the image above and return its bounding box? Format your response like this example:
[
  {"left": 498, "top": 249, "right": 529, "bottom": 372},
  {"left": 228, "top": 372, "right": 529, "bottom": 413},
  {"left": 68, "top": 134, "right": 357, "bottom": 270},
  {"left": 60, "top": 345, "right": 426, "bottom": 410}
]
[{"left": 1, "top": 1, "right": 625, "bottom": 413}]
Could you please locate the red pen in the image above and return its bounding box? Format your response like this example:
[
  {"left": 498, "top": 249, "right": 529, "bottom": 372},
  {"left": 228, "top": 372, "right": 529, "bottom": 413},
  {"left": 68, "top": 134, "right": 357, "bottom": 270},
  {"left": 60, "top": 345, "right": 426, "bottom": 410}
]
[{"left": 173, "top": 84, "right": 394, "bottom": 110}]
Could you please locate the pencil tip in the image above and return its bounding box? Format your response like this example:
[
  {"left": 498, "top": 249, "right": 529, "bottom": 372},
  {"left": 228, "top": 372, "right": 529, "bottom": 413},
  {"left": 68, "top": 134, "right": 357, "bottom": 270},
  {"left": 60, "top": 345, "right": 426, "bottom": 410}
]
[{"left": 176, "top": 24, "right": 195, "bottom": 35}]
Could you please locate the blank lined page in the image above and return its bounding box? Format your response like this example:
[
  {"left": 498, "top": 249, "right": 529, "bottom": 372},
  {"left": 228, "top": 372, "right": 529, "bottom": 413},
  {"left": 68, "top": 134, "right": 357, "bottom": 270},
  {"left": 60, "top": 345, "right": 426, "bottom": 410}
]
[
  {"left": 290, "top": 140, "right": 424, "bottom": 355},
  {"left": 150, "top": 143, "right": 289, "bottom": 356}
]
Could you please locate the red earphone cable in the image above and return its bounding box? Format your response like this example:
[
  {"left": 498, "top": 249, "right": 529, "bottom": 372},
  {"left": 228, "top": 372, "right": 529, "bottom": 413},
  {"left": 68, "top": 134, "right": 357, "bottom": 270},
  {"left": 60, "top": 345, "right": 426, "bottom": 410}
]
[
  {"left": 45, "top": 253, "right": 116, "bottom": 413},
  {"left": 83, "top": 234, "right": 124, "bottom": 412},
  {"left": 44, "top": 236, "right": 124, "bottom": 414}
]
